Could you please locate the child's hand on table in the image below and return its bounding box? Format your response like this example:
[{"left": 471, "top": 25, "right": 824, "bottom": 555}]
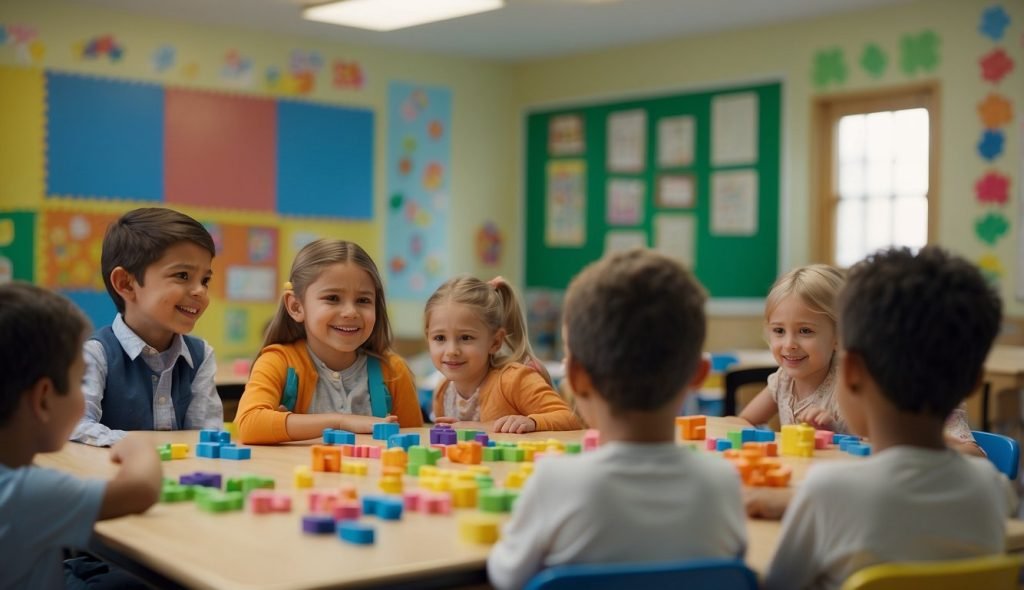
[
  {"left": 493, "top": 415, "right": 537, "bottom": 434},
  {"left": 743, "top": 486, "right": 795, "bottom": 520}
]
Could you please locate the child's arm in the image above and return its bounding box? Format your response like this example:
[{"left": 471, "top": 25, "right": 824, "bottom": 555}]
[
  {"left": 183, "top": 341, "right": 225, "bottom": 430},
  {"left": 743, "top": 486, "right": 795, "bottom": 520},
  {"left": 737, "top": 386, "right": 777, "bottom": 426},
  {"left": 70, "top": 340, "right": 126, "bottom": 447},
  {"left": 497, "top": 366, "right": 582, "bottom": 432},
  {"left": 944, "top": 404, "right": 985, "bottom": 457},
  {"left": 98, "top": 434, "right": 162, "bottom": 520},
  {"left": 384, "top": 354, "right": 425, "bottom": 427}
]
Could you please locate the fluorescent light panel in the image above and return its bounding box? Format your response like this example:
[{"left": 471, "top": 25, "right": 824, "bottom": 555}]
[{"left": 303, "top": 0, "right": 504, "bottom": 32}]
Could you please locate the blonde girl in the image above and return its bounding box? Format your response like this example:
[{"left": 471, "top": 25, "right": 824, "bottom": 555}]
[
  {"left": 236, "top": 239, "right": 422, "bottom": 444},
  {"left": 425, "top": 276, "right": 581, "bottom": 433},
  {"left": 739, "top": 264, "right": 848, "bottom": 432}
]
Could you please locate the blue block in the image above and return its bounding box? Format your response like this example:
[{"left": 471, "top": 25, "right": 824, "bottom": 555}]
[
  {"left": 388, "top": 433, "right": 415, "bottom": 450},
  {"left": 217, "top": 431, "right": 231, "bottom": 444},
  {"left": 846, "top": 443, "right": 871, "bottom": 456},
  {"left": 376, "top": 498, "right": 404, "bottom": 520},
  {"left": 220, "top": 446, "right": 251, "bottom": 460},
  {"left": 362, "top": 495, "right": 384, "bottom": 516},
  {"left": 715, "top": 439, "right": 732, "bottom": 452},
  {"left": 196, "top": 442, "right": 221, "bottom": 458},
  {"left": 754, "top": 429, "right": 775, "bottom": 442},
  {"left": 372, "top": 422, "right": 400, "bottom": 441},
  {"left": 833, "top": 433, "right": 858, "bottom": 445},
  {"left": 323, "top": 428, "right": 356, "bottom": 445},
  {"left": 199, "top": 429, "right": 220, "bottom": 443},
  {"left": 302, "top": 515, "right": 335, "bottom": 534},
  {"left": 740, "top": 429, "right": 759, "bottom": 444},
  {"left": 338, "top": 521, "right": 375, "bottom": 545}
]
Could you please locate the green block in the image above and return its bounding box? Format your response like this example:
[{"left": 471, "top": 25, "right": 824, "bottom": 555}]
[
  {"left": 227, "top": 491, "right": 244, "bottom": 510},
  {"left": 502, "top": 448, "right": 525, "bottom": 462},
  {"left": 407, "top": 463, "right": 423, "bottom": 476},
  {"left": 160, "top": 484, "right": 188, "bottom": 503},
  {"left": 427, "top": 448, "right": 443, "bottom": 463},
  {"left": 483, "top": 447, "right": 503, "bottom": 462},
  {"left": 727, "top": 431, "right": 743, "bottom": 449},
  {"left": 479, "top": 489, "right": 512, "bottom": 513},
  {"left": 565, "top": 442, "right": 581, "bottom": 454},
  {"left": 159, "top": 448, "right": 172, "bottom": 461},
  {"left": 496, "top": 441, "right": 518, "bottom": 448},
  {"left": 408, "top": 445, "right": 429, "bottom": 464},
  {"left": 456, "top": 429, "right": 479, "bottom": 442},
  {"left": 475, "top": 475, "right": 494, "bottom": 489}
]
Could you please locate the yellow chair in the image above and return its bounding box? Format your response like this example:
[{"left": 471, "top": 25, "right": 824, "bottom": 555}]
[{"left": 841, "top": 554, "right": 1022, "bottom": 590}]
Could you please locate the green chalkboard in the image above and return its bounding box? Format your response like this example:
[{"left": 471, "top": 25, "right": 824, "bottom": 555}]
[{"left": 525, "top": 81, "right": 780, "bottom": 298}]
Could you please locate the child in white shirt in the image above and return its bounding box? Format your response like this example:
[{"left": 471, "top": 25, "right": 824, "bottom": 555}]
[
  {"left": 487, "top": 250, "right": 746, "bottom": 589},
  {"left": 755, "top": 246, "right": 1015, "bottom": 590}
]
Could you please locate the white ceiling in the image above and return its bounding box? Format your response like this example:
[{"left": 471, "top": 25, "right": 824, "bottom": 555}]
[{"left": 72, "top": 0, "right": 913, "bottom": 62}]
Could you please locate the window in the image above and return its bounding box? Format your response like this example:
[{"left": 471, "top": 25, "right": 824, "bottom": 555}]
[{"left": 813, "top": 85, "right": 937, "bottom": 267}]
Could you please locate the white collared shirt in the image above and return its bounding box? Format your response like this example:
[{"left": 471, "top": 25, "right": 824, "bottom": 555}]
[{"left": 70, "top": 314, "right": 222, "bottom": 447}]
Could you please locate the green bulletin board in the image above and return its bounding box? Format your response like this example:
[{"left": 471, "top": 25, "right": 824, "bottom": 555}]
[{"left": 525, "top": 81, "right": 781, "bottom": 298}]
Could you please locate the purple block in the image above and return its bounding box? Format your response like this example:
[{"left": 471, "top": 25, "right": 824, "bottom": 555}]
[
  {"left": 474, "top": 433, "right": 490, "bottom": 446},
  {"left": 180, "top": 472, "right": 221, "bottom": 488},
  {"left": 302, "top": 515, "right": 336, "bottom": 534}
]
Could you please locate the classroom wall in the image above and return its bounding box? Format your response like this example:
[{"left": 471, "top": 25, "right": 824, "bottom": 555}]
[
  {"left": 0, "top": 0, "right": 519, "bottom": 360},
  {"left": 511, "top": 0, "right": 1024, "bottom": 346}
]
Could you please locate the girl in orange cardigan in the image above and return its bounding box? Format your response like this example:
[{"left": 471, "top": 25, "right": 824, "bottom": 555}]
[
  {"left": 426, "top": 276, "right": 581, "bottom": 433},
  {"left": 236, "top": 240, "right": 422, "bottom": 444}
]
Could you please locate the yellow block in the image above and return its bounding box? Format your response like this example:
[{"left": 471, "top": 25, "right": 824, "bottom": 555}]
[
  {"left": 169, "top": 443, "right": 188, "bottom": 460},
  {"left": 293, "top": 466, "right": 313, "bottom": 489},
  {"left": 459, "top": 514, "right": 501, "bottom": 544}
]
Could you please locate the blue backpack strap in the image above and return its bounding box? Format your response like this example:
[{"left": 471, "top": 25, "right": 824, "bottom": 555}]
[
  {"left": 366, "top": 356, "right": 392, "bottom": 418},
  {"left": 281, "top": 367, "right": 299, "bottom": 411}
]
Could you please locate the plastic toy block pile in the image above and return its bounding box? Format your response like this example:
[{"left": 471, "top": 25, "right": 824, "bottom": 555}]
[
  {"left": 157, "top": 424, "right": 604, "bottom": 547},
  {"left": 675, "top": 416, "right": 871, "bottom": 487},
  {"left": 158, "top": 429, "right": 253, "bottom": 461}
]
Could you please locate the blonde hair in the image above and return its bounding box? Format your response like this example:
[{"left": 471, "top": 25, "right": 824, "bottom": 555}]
[
  {"left": 764, "top": 264, "right": 845, "bottom": 327},
  {"left": 424, "top": 276, "right": 541, "bottom": 373},
  {"left": 262, "top": 239, "right": 392, "bottom": 359}
]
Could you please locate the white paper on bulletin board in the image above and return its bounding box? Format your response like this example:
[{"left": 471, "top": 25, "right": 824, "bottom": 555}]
[
  {"left": 1016, "top": 120, "right": 1024, "bottom": 301},
  {"left": 606, "top": 178, "right": 645, "bottom": 225},
  {"left": 712, "top": 93, "right": 758, "bottom": 166},
  {"left": 604, "top": 230, "right": 648, "bottom": 256},
  {"left": 546, "top": 159, "right": 587, "bottom": 247},
  {"left": 657, "top": 115, "right": 695, "bottom": 168},
  {"left": 654, "top": 213, "right": 695, "bottom": 269},
  {"left": 711, "top": 169, "right": 759, "bottom": 236},
  {"left": 549, "top": 114, "right": 585, "bottom": 156},
  {"left": 607, "top": 109, "right": 647, "bottom": 173},
  {"left": 226, "top": 266, "right": 276, "bottom": 301}
]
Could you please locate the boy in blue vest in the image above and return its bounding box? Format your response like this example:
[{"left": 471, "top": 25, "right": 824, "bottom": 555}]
[
  {"left": 0, "top": 283, "right": 161, "bottom": 588},
  {"left": 71, "top": 207, "right": 223, "bottom": 446}
]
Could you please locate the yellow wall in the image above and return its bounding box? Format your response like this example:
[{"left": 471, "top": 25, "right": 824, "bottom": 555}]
[
  {"left": 0, "top": 0, "right": 518, "bottom": 357},
  {"left": 2, "top": 0, "right": 1021, "bottom": 359},
  {"left": 512, "top": 0, "right": 1024, "bottom": 326}
]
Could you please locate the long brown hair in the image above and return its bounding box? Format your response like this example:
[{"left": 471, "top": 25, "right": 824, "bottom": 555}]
[{"left": 262, "top": 239, "right": 392, "bottom": 359}]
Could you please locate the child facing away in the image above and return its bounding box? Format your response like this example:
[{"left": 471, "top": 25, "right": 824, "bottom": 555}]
[
  {"left": 736, "top": 263, "right": 983, "bottom": 455},
  {"left": 0, "top": 283, "right": 162, "bottom": 588},
  {"left": 236, "top": 239, "right": 423, "bottom": 444},
  {"left": 755, "top": 247, "right": 1016, "bottom": 590},
  {"left": 487, "top": 250, "right": 746, "bottom": 589},
  {"left": 425, "top": 275, "right": 581, "bottom": 433},
  {"left": 71, "top": 207, "right": 224, "bottom": 447}
]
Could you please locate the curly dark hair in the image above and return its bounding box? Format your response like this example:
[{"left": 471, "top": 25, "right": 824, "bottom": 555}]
[
  {"left": 563, "top": 249, "right": 706, "bottom": 413},
  {"left": 838, "top": 246, "right": 1002, "bottom": 418}
]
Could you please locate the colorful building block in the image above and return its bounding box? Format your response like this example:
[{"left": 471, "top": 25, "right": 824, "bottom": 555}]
[
  {"left": 372, "top": 422, "right": 400, "bottom": 441},
  {"left": 459, "top": 514, "right": 501, "bottom": 544},
  {"left": 582, "top": 429, "right": 600, "bottom": 451},
  {"left": 429, "top": 424, "right": 457, "bottom": 445},
  {"left": 447, "top": 441, "right": 483, "bottom": 465},
  {"left": 248, "top": 490, "right": 292, "bottom": 514},
  {"left": 220, "top": 446, "right": 251, "bottom": 460},
  {"left": 479, "top": 488, "right": 515, "bottom": 513},
  {"left": 715, "top": 439, "right": 732, "bottom": 452},
  {"left": 180, "top": 471, "right": 222, "bottom": 488},
  {"left": 323, "top": 428, "right": 356, "bottom": 445},
  {"left": 846, "top": 442, "right": 871, "bottom": 456},
  {"left": 294, "top": 465, "right": 314, "bottom": 489},
  {"left": 676, "top": 415, "right": 707, "bottom": 441},
  {"left": 302, "top": 514, "right": 335, "bottom": 534},
  {"left": 169, "top": 443, "right": 189, "bottom": 459},
  {"left": 341, "top": 461, "right": 369, "bottom": 476},
  {"left": 312, "top": 445, "right": 342, "bottom": 472},
  {"left": 456, "top": 429, "right": 480, "bottom": 442},
  {"left": 780, "top": 424, "right": 815, "bottom": 457},
  {"left": 332, "top": 500, "right": 362, "bottom": 521},
  {"left": 338, "top": 521, "right": 375, "bottom": 545}
]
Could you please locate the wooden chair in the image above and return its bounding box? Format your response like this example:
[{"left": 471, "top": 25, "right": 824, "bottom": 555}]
[{"left": 723, "top": 366, "right": 776, "bottom": 417}]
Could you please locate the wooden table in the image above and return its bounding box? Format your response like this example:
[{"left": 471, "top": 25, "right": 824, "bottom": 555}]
[{"left": 35, "top": 419, "right": 1024, "bottom": 590}]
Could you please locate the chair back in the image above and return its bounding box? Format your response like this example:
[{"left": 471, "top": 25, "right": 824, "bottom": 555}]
[
  {"left": 972, "top": 430, "right": 1020, "bottom": 480},
  {"left": 524, "top": 558, "right": 758, "bottom": 590},
  {"left": 724, "top": 366, "right": 776, "bottom": 416},
  {"left": 840, "top": 554, "right": 1022, "bottom": 590}
]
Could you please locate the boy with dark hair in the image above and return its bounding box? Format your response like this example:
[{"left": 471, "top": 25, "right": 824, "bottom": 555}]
[
  {"left": 760, "top": 246, "right": 1015, "bottom": 590},
  {"left": 72, "top": 207, "right": 223, "bottom": 446},
  {"left": 487, "top": 250, "right": 746, "bottom": 589},
  {"left": 0, "top": 283, "right": 161, "bottom": 588}
]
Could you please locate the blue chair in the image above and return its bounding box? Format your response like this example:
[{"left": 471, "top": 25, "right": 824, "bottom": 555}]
[
  {"left": 524, "top": 558, "right": 758, "bottom": 590},
  {"left": 972, "top": 430, "right": 1019, "bottom": 480}
]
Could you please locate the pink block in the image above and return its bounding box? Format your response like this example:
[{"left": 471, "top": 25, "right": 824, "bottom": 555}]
[
  {"left": 249, "top": 491, "right": 273, "bottom": 514},
  {"left": 705, "top": 438, "right": 718, "bottom": 450},
  {"left": 403, "top": 490, "right": 422, "bottom": 511},
  {"left": 309, "top": 491, "right": 340, "bottom": 513},
  {"left": 332, "top": 500, "right": 362, "bottom": 521},
  {"left": 583, "top": 429, "right": 600, "bottom": 451},
  {"left": 423, "top": 493, "right": 452, "bottom": 515},
  {"left": 814, "top": 431, "right": 831, "bottom": 450},
  {"left": 368, "top": 446, "right": 382, "bottom": 459},
  {"left": 270, "top": 495, "right": 292, "bottom": 512}
]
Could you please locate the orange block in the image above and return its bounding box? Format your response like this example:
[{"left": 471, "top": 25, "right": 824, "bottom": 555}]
[
  {"left": 447, "top": 441, "right": 483, "bottom": 465},
  {"left": 312, "top": 445, "right": 342, "bottom": 472},
  {"left": 676, "top": 415, "right": 707, "bottom": 440}
]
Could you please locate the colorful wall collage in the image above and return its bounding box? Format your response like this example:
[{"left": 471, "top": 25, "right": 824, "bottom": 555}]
[{"left": 0, "top": 10, "right": 455, "bottom": 361}]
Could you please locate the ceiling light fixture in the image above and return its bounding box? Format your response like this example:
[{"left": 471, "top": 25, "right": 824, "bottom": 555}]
[{"left": 303, "top": 0, "right": 504, "bottom": 32}]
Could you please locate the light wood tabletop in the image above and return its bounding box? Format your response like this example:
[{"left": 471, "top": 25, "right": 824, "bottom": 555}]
[{"left": 34, "top": 418, "right": 1024, "bottom": 590}]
